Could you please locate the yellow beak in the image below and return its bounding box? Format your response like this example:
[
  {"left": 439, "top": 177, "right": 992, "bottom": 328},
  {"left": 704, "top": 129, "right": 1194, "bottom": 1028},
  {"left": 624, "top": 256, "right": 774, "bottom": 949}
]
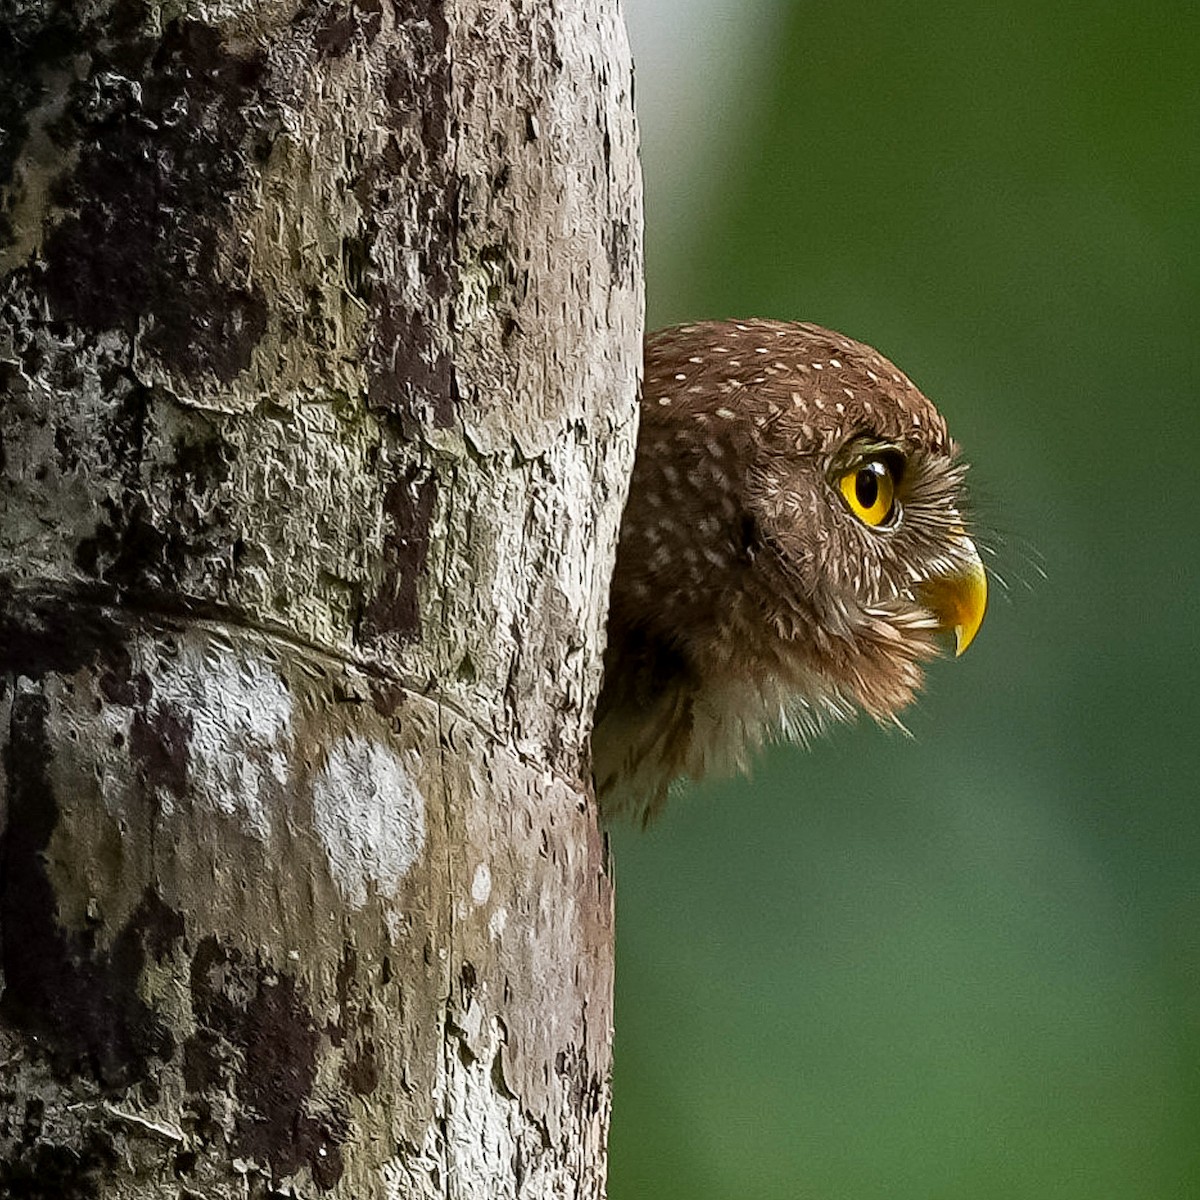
[{"left": 918, "top": 538, "right": 988, "bottom": 656}]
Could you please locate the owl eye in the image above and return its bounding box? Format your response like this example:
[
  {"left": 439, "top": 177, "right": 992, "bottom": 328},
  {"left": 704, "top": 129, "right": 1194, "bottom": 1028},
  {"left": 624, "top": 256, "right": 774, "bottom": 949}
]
[{"left": 838, "top": 457, "right": 898, "bottom": 527}]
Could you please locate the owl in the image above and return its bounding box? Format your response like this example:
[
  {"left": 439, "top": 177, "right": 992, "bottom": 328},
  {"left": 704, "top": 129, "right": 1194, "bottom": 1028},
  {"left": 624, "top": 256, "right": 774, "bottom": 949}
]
[{"left": 594, "top": 319, "right": 987, "bottom": 822}]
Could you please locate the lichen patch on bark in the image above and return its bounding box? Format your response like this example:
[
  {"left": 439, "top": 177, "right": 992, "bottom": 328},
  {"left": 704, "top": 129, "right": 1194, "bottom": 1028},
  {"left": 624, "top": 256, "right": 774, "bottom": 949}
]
[{"left": 310, "top": 732, "right": 428, "bottom": 908}]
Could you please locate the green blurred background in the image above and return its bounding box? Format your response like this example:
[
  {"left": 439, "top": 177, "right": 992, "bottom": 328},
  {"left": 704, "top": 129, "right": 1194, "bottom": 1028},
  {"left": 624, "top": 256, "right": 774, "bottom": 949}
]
[{"left": 608, "top": 2, "right": 1200, "bottom": 1198}]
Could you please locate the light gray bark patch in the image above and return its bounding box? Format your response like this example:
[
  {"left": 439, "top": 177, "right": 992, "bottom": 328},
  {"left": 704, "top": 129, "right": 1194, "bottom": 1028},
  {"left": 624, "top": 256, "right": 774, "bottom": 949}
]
[
  {"left": 146, "top": 640, "right": 293, "bottom": 838},
  {"left": 37, "top": 16, "right": 269, "bottom": 383},
  {"left": 310, "top": 732, "right": 427, "bottom": 908}
]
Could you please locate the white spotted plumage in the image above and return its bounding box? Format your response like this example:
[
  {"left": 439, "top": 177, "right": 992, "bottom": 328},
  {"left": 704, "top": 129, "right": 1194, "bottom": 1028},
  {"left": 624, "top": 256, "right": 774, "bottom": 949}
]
[{"left": 594, "top": 319, "right": 984, "bottom": 823}]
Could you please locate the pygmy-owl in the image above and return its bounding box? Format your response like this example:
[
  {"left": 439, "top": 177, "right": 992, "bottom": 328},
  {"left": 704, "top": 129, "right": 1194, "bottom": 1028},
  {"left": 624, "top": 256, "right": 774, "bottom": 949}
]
[{"left": 594, "top": 319, "right": 987, "bottom": 821}]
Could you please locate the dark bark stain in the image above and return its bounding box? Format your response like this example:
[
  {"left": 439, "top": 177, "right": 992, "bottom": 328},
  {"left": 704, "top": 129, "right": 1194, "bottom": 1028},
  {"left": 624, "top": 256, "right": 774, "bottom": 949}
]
[
  {"left": 73, "top": 412, "right": 236, "bottom": 598},
  {"left": 328, "top": 941, "right": 357, "bottom": 1047},
  {"left": 344, "top": 1040, "right": 380, "bottom": 1096},
  {"left": 38, "top": 16, "right": 269, "bottom": 383},
  {"left": 186, "top": 936, "right": 347, "bottom": 1189},
  {"left": 366, "top": 303, "right": 455, "bottom": 426},
  {"left": 181, "top": 1027, "right": 225, "bottom": 1094},
  {"left": 313, "top": 0, "right": 383, "bottom": 57},
  {"left": 606, "top": 218, "right": 634, "bottom": 286},
  {"left": 0, "top": 692, "right": 183, "bottom": 1087},
  {"left": 387, "top": 1, "right": 450, "bottom": 158},
  {"left": 0, "top": 2, "right": 78, "bottom": 249},
  {"left": 171, "top": 426, "right": 235, "bottom": 491},
  {"left": 0, "top": 596, "right": 129, "bottom": 680},
  {"left": 0, "top": 1131, "right": 118, "bottom": 1200},
  {"left": 361, "top": 2, "right": 458, "bottom": 427},
  {"left": 328, "top": 943, "right": 380, "bottom": 1096},
  {"left": 357, "top": 465, "right": 437, "bottom": 641},
  {"left": 129, "top": 703, "right": 192, "bottom": 800},
  {"left": 98, "top": 652, "right": 151, "bottom": 707},
  {"left": 75, "top": 496, "right": 195, "bottom": 595}
]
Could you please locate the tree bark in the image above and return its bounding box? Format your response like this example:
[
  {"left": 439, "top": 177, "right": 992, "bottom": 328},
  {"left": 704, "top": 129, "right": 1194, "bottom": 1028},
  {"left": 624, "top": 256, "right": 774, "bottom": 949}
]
[{"left": 0, "top": 0, "right": 641, "bottom": 1194}]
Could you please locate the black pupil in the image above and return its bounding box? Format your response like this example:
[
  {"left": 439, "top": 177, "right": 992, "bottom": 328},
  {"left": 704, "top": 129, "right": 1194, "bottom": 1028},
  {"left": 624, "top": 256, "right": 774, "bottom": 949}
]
[{"left": 855, "top": 466, "right": 880, "bottom": 509}]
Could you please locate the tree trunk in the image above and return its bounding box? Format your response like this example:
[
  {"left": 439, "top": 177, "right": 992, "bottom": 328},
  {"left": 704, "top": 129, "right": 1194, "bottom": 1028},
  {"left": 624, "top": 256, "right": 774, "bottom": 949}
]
[{"left": 0, "top": 0, "right": 641, "bottom": 1194}]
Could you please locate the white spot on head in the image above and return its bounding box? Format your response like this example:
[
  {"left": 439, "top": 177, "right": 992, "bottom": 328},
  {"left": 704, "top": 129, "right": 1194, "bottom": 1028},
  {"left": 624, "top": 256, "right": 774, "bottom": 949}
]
[
  {"left": 471, "top": 862, "right": 492, "bottom": 905},
  {"left": 656, "top": 396, "right": 671, "bottom": 406},
  {"left": 811, "top": 362, "right": 823, "bottom": 370},
  {"left": 829, "top": 358, "right": 842, "bottom": 368},
  {"left": 674, "top": 373, "right": 687, "bottom": 381},
  {"left": 688, "top": 356, "right": 703, "bottom": 364},
  {"left": 310, "top": 734, "right": 426, "bottom": 909}
]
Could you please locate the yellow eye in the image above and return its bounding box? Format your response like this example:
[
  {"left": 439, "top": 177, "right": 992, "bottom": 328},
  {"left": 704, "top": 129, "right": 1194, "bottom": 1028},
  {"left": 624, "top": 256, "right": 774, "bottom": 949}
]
[{"left": 838, "top": 457, "right": 898, "bottom": 527}]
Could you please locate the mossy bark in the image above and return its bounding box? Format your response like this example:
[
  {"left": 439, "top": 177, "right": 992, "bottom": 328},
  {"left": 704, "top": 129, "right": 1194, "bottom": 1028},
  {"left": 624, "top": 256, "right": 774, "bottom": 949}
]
[{"left": 0, "top": 0, "right": 641, "bottom": 1195}]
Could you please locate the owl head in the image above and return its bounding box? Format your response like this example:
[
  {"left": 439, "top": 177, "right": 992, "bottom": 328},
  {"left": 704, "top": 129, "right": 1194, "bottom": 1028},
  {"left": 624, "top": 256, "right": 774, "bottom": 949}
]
[{"left": 596, "top": 319, "right": 987, "bottom": 820}]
